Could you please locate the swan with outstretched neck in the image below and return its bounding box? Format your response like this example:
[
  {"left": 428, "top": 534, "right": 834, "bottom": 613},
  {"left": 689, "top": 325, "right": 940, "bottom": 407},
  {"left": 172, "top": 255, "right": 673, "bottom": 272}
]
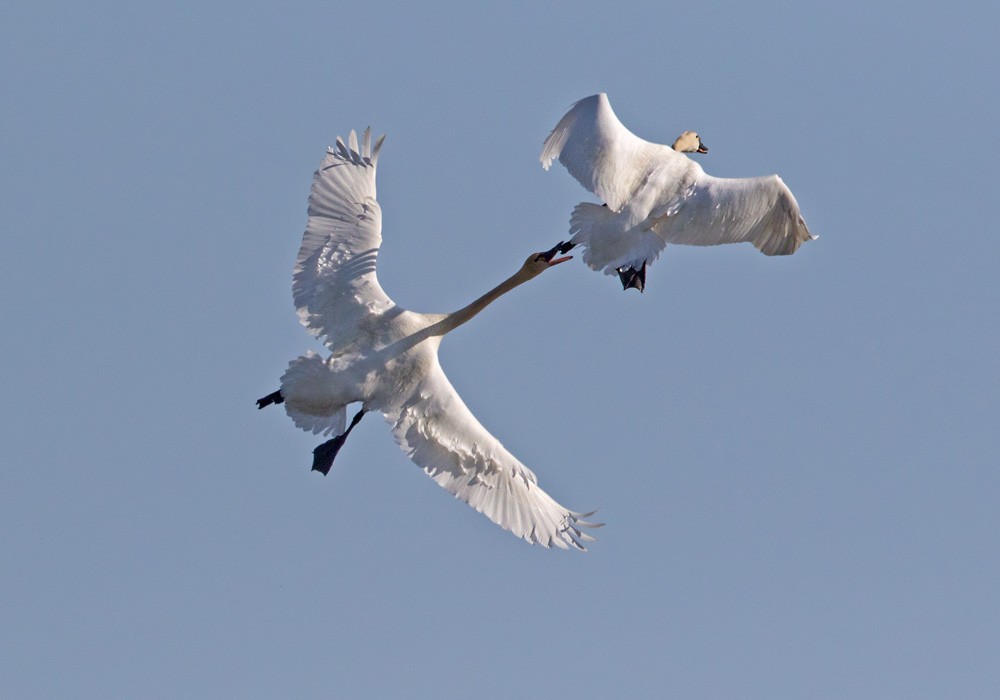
[{"left": 258, "top": 128, "right": 599, "bottom": 550}]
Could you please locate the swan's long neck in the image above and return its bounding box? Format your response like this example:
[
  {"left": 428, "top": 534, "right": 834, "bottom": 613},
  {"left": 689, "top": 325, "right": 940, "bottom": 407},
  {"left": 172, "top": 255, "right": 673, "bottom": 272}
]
[{"left": 436, "top": 268, "right": 532, "bottom": 334}]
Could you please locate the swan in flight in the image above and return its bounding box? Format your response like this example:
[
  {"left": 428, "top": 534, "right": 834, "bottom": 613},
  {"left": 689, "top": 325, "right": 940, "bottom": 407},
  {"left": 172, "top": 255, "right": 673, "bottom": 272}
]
[
  {"left": 540, "top": 93, "right": 816, "bottom": 292},
  {"left": 257, "top": 129, "right": 599, "bottom": 550}
]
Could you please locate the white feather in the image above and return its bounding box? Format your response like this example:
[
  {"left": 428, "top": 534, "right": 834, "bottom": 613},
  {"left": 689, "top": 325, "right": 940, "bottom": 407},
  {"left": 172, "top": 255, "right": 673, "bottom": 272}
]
[
  {"left": 271, "top": 128, "right": 598, "bottom": 550},
  {"left": 541, "top": 93, "right": 815, "bottom": 277}
]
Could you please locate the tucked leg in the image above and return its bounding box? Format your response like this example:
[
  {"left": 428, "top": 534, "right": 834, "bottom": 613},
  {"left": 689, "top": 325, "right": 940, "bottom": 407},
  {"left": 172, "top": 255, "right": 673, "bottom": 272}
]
[{"left": 256, "top": 390, "right": 284, "bottom": 409}]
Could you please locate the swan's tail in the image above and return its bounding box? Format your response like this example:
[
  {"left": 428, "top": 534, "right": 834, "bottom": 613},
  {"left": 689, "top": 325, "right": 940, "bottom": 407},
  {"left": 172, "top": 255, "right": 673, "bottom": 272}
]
[
  {"left": 568, "top": 202, "right": 666, "bottom": 275},
  {"left": 278, "top": 352, "right": 347, "bottom": 437}
]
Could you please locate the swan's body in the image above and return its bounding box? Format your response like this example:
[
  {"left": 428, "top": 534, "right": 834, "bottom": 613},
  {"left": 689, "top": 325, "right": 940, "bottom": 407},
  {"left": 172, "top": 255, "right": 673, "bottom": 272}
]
[
  {"left": 540, "top": 93, "right": 815, "bottom": 290},
  {"left": 259, "top": 129, "right": 597, "bottom": 550}
]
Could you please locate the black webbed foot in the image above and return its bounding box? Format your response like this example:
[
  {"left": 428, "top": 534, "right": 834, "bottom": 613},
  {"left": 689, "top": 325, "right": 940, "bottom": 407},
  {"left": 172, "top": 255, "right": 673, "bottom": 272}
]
[
  {"left": 616, "top": 261, "right": 647, "bottom": 293},
  {"left": 311, "top": 409, "right": 366, "bottom": 476},
  {"left": 312, "top": 434, "right": 349, "bottom": 476},
  {"left": 257, "top": 390, "right": 284, "bottom": 409}
]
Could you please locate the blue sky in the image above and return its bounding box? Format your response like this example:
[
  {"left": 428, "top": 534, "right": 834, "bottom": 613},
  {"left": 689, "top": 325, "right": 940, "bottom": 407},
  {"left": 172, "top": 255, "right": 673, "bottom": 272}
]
[{"left": 3, "top": 2, "right": 998, "bottom": 697}]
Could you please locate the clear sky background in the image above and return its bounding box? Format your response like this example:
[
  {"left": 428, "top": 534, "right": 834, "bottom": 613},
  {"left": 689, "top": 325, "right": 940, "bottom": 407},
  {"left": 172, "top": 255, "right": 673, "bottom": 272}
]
[{"left": 3, "top": 2, "right": 998, "bottom": 698}]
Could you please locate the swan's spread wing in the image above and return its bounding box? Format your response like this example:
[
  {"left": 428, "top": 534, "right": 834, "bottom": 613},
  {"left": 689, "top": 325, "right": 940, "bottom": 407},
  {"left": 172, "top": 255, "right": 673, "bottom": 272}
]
[
  {"left": 388, "top": 360, "right": 599, "bottom": 550},
  {"left": 293, "top": 128, "right": 394, "bottom": 354},
  {"left": 652, "top": 173, "right": 815, "bottom": 255},
  {"left": 540, "top": 93, "right": 684, "bottom": 211}
]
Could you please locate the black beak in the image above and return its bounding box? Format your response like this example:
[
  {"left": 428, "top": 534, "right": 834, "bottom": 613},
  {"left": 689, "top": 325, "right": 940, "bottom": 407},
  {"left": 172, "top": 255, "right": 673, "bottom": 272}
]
[{"left": 697, "top": 142, "right": 708, "bottom": 154}]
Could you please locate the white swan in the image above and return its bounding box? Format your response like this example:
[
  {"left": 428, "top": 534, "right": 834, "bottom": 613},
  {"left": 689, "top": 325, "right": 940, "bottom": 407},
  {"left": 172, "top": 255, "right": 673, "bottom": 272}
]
[
  {"left": 540, "top": 93, "right": 816, "bottom": 291},
  {"left": 257, "top": 129, "right": 599, "bottom": 550}
]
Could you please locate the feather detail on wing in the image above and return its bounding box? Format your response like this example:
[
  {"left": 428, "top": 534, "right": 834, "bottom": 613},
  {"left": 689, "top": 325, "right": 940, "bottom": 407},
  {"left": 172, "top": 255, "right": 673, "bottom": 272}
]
[
  {"left": 540, "top": 93, "right": 685, "bottom": 212},
  {"left": 651, "top": 173, "right": 815, "bottom": 255},
  {"left": 293, "top": 128, "right": 394, "bottom": 354},
  {"left": 387, "top": 358, "right": 600, "bottom": 550}
]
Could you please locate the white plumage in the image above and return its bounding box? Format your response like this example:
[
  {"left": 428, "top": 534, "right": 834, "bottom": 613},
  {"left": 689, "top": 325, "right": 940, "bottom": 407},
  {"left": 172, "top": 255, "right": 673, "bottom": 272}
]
[
  {"left": 265, "top": 128, "right": 598, "bottom": 550},
  {"left": 541, "top": 93, "right": 815, "bottom": 285}
]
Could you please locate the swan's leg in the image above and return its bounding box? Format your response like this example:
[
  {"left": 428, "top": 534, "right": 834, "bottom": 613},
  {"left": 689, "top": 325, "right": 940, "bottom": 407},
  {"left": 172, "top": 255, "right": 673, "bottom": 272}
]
[
  {"left": 538, "top": 240, "right": 576, "bottom": 262},
  {"left": 256, "top": 390, "right": 284, "bottom": 409},
  {"left": 311, "top": 408, "right": 366, "bottom": 476},
  {"left": 616, "top": 261, "right": 647, "bottom": 293}
]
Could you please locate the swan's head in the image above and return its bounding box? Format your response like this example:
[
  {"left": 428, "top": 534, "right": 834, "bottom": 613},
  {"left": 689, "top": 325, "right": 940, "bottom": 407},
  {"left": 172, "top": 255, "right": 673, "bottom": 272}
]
[
  {"left": 523, "top": 251, "right": 572, "bottom": 278},
  {"left": 672, "top": 131, "right": 708, "bottom": 154}
]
